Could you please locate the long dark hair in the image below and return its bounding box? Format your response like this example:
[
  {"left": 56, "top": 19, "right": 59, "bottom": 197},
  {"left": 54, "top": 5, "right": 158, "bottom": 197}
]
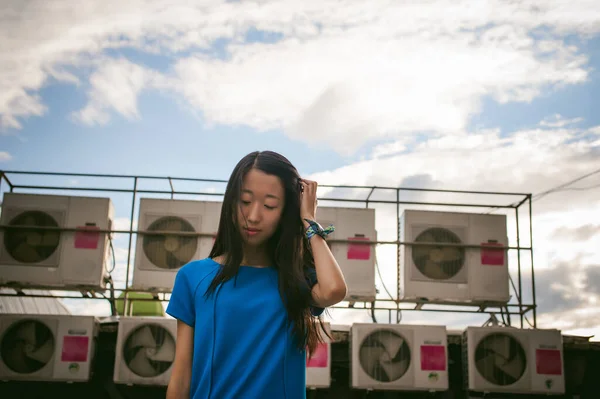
[{"left": 206, "top": 150, "right": 326, "bottom": 355}]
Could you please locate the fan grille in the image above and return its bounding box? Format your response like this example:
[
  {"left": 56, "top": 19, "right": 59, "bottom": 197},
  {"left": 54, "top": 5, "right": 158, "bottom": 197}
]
[
  {"left": 143, "top": 216, "right": 198, "bottom": 269},
  {"left": 1, "top": 319, "right": 55, "bottom": 374},
  {"left": 359, "top": 330, "right": 411, "bottom": 382},
  {"left": 123, "top": 324, "right": 175, "bottom": 377},
  {"left": 475, "top": 333, "right": 527, "bottom": 386},
  {"left": 412, "top": 227, "right": 465, "bottom": 280},
  {"left": 4, "top": 211, "right": 61, "bottom": 264}
]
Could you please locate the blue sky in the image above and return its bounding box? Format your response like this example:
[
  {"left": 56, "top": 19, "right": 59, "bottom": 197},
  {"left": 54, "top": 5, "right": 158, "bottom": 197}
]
[{"left": 1, "top": 0, "right": 600, "bottom": 336}]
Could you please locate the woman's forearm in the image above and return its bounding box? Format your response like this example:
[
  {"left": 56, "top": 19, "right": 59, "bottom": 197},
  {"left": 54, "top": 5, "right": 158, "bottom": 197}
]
[
  {"left": 166, "top": 378, "right": 190, "bottom": 399},
  {"left": 308, "top": 231, "right": 347, "bottom": 302}
]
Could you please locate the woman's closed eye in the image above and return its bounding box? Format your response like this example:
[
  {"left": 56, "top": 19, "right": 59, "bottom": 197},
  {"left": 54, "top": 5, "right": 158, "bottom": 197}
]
[{"left": 241, "top": 200, "right": 276, "bottom": 210}]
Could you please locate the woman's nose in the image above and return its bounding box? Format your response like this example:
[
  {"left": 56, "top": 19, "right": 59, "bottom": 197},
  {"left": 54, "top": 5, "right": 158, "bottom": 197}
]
[{"left": 247, "top": 203, "right": 261, "bottom": 223}]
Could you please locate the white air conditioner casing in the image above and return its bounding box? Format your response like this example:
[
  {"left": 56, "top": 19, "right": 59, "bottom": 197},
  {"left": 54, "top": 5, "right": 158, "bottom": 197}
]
[
  {"left": 0, "top": 193, "right": 114, "bottom": 291},
  {"left": 113, "top": 316, "right": 177, "bottom": 386},
  {"left": 400, "top": 210, "right": 509, "bottom": 304},
  {"left": 463, "top": 327, "right": 565, "bottom": 394},
  {"left": 131, "top": 198, "right": 222, "bottom": 292},
  {"left": 317, "top": 207, "right": 377, "bottom": 302},
  {"left": 0, "top": 314, "right": 98, "bottom": 382},
  {"left": 306, "top": 322, "right": 332, "bottom": 389},
  {"left": 351, "top": 323, "right": 448, "bottom": 391}
]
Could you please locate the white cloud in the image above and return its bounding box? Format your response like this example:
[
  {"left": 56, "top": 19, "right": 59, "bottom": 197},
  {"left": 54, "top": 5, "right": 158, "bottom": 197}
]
[
  {"left": 540, "top": 114, "right": 585, "bottom": 128},
  {"left": 173, "top": 19, "right": 589, "bottom": 153},
  {"left": 1, "top": 0, "right": 599, "bottom": 152},
  {"left": 72, "top": 58, "right": 166, "bottom": 125},
  {"left": 0, "top": 151, "right": 12, "bottom": 162},
  {"left": 113, "top": 217, "right": 137, "bottom": 233}
]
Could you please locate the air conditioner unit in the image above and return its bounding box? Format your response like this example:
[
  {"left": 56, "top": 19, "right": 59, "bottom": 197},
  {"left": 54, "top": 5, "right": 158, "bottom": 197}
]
[
  {"left": 113, "top": 316, "right": 176, "bottom": 386},
  {"left": 463, "top": 327, "right": 565, "bottom": 394},
  {"left": 306, "top": 322, "right": 332, "bottom": 389},
  {"left": 316, "top": 207, "right": 377, "bottom": 302},
  {"left": 131, "top": 198, "right": 222, "bottom": 292},
  {"left": 0, "top": 193, "right": 114, "bottom": 291},
  {"left": 400, "top": 210, "right": 509, "bottom": 304},
  {"left": 0, "top": 314, "right": 98, "bottom": 382},
  {"left": 350, "top": 323, "right": 448, "bottom": 391}
]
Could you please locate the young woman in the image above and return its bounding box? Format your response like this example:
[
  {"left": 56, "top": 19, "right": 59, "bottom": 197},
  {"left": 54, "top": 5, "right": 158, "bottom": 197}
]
[{"left": 165, "top": 150, "right": 347, "bottom": 399}]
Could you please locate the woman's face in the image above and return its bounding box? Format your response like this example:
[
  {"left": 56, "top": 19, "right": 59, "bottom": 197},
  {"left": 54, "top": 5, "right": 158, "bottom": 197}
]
[{"left": 237, "top": 168, "right": 285, "bottom": 247}]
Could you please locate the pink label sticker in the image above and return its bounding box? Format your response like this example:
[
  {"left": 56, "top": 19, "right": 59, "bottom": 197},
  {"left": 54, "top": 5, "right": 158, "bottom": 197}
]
[
  {"left": 421, "top": 345, "right": 446, "bottom": 371},
  {"left": 61, "top": 336, "right": 89, "bottom": 362},
  {"left": 307, "top": 342, "right": 329, "bottom": 368},
  {"left": 347, "top": 236, "right": 371, "bottom": 260},
  {"left": 481, "top": 242, "right": 505, "bottom": 266},
  {"left": 74, "top": 226, "right": 100, "bottom": 249},
  {"left": 536, "top": 349, "right": 562, "bottom": 375}
]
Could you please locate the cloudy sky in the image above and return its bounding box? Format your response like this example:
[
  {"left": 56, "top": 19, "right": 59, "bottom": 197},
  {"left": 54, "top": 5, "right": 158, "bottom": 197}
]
[{"left": 1, "top": 0, "right": 600, "bottom": 338}]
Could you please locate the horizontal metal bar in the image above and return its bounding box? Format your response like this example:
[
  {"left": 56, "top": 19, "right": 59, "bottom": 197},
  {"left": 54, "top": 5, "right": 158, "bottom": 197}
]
[
  {"left": 12, "top": 185, "right": 134, "bottom": 193},
  {"left": 340, "top": 299, "right": 534, "bottom": 309},
  {"left": 330, "top": 305, "right": 527, "bottom": 315},
  {"left": 0, "top": 170, "right": 229, "bottom": 183},
  {"left": 1, "top": 170, "right": 532, "bottom": 197},
  {"left": 395, "top": 186, "right": 530, "bottom": 197},
  {"left": 0, "top": 225, "right": 533, "bottom": 250},
  {"left": 11, "top": 185, "right": 226, "bottom": 197},
  {"left": 318, "top": 196, "right": 518, "bottom": 209},
  {"left": 321, "top": 184, "right": 530, "bottom": 196},
  {"left": 328, "top": 239, "right": 529, "bottom": 251},
  {"left": 10, "top": 185, "right": 523, "bottom": 209},
  {"left": 1, "top": 170, "right": 136, "bottom": 179},
  {"left": 0, "top": 224, "right": 216, "bottom": 238},
  {"left": 0, "top": 292, "right": 533, "bottom": 314}
]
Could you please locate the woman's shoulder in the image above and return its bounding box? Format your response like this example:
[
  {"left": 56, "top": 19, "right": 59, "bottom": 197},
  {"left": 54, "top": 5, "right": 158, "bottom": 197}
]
[{"left": 177, "top": 257, "right": 220, "bottom": 281}]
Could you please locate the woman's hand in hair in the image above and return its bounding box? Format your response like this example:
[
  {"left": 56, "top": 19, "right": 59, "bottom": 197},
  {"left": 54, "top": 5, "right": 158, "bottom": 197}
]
[
  {"left": 300, "top": 177, "right": 347, "bottom": 306},
  {"left": 299, "top": 178, "right": 318, "bottom": 224}
]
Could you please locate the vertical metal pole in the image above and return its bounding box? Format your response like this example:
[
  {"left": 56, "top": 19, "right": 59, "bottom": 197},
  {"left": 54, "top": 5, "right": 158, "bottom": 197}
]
[
  {"left": 515, "top": 206, "right": 523, "bottom": 328},
  {"left": 529, "top": 194, "right": 537, "bottom": 327},
  {"left": 366, "top": 188, "right": 374, "bottom": 318},
  {"left": 168, "top": 177, "right": 174, "bottom": 199},
  {"left": 396, "top": 188, "right": 401, "bottom": 309},
  {"left": 124, "top": 177, "right": 138, "bottom": 316}
]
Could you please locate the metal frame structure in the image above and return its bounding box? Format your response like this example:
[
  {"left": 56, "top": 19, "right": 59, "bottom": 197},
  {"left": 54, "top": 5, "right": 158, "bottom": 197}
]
[{"left": 0, "top": 170, "right": 537, "bottom": 328}]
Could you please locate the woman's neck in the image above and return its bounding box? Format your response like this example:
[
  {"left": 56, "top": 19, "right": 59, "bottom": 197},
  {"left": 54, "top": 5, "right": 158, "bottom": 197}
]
[{"left": 241, "top": 244, "right": 271, "bottom": 267}]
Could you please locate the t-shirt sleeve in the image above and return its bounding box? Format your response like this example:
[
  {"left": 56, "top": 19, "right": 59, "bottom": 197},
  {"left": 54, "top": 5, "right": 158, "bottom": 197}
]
[
  {"left": 305, "top": 267, "right": 325, "bottom": 317},
  {"left": 166, "top": 267, "right": 196, "bottom": 327}
]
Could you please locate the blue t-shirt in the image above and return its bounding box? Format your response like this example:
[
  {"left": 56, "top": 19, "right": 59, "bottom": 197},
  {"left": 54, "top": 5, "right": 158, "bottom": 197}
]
[{"left": 166, "top": 257, "right": 324, "bottom": 399}]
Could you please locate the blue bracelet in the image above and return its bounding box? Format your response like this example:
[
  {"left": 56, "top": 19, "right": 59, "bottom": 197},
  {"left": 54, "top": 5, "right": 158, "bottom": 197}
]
[{"left": 304, "top": 219, "right": 335, "bottom": 240}]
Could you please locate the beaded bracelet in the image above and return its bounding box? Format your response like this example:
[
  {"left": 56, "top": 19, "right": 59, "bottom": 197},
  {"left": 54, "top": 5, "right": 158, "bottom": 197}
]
[{"left": 304, "top": 218, "right": 335, "bottom": 240}]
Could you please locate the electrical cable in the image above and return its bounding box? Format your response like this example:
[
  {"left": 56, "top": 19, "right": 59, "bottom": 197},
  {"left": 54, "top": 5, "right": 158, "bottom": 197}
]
[
  {"left": 375, "top": 259, "right": 395, "bottom": 301},
  {"left": 107, "top": 238, "right": 116, "bottom": 274},
  {"left": 375, "top": 259, "right": 403, "bottom": 323},
  {"left": 532, "top": 166, "right": 600, "bottom": 203},
  {"left": 485, "top": 166, "right": 600, "bottom": 213}
]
